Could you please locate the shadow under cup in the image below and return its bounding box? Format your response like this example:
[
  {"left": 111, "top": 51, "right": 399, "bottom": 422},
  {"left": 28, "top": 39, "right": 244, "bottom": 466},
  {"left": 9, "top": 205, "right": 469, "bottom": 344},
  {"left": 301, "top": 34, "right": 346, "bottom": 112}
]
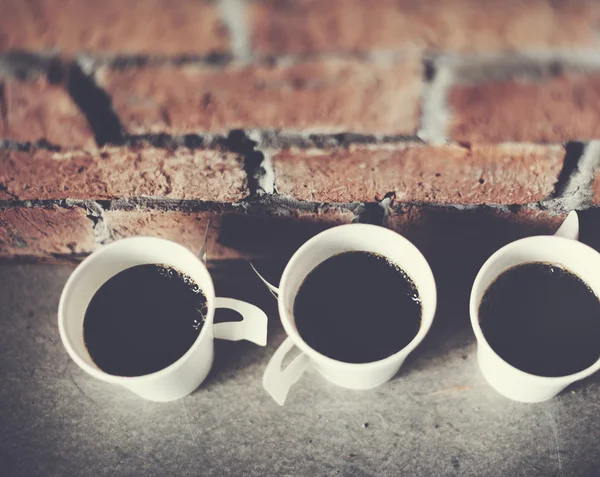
[
  {"left": 470, "top": 235, "right": 600, "bottom": 402},
  {"left": 278, "top": 224, "right": 437, "bottom": 390}
]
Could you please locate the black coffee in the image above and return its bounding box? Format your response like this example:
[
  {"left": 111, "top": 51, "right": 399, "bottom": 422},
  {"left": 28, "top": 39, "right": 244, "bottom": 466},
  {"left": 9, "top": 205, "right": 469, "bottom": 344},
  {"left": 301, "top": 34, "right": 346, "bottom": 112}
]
[
  {"left": 479, "top": 262, "right": 600, "bottom": 377},
  {"left": 83, "top": 264, "right": 208, "bottom": 377},
  {"left": 293, "top": 251, "right": 422, "bottom": 363}
]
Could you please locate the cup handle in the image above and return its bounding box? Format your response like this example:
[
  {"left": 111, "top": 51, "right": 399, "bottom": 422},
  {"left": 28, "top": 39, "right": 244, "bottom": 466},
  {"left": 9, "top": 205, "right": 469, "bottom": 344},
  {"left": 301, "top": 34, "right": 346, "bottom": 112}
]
[
  {"left": 213, "top": 297, "right": 268, "bottom": 346},
  {"left": 248, "top": 262, "right": 280, "bottom": 299},
  {"left": 554, "top": 210, "right": 579, "bottom": 241},
  {"left": 263, "top": 337, "right": 310, "bottom": 405}
]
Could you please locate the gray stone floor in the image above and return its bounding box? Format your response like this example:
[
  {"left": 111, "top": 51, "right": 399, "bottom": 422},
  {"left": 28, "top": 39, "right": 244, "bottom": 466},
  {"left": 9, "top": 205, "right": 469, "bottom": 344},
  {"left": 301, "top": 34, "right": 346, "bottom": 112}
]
[{"left": 1, "top": 261, "right": 599, "bottom": 477}]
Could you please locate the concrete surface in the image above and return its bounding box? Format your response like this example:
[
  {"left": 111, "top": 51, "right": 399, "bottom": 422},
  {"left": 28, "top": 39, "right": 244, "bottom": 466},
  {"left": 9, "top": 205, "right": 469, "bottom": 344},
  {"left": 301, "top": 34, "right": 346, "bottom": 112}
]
[{"left": 1, "top": 261, "right": 599, "bottom": 477}]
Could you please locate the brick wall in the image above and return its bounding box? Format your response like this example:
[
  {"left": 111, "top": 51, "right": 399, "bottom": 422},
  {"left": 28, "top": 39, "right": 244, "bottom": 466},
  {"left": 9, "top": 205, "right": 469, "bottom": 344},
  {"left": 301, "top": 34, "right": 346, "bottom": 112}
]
[{"left": 2, "top": 0, "right": 600, "bottom": 273}]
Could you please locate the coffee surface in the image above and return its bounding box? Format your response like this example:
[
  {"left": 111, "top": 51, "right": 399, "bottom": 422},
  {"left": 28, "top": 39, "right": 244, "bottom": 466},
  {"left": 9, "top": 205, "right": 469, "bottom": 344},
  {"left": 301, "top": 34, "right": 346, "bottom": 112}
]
[
  {"left": 479, "top": 262, "right": 600, "bottom": 377},
  {"left": 293, "top": 251, "right": 421, "bottom": 363},
  {"left": 84, "top": 264, "right": 207, "bottom": 377}
]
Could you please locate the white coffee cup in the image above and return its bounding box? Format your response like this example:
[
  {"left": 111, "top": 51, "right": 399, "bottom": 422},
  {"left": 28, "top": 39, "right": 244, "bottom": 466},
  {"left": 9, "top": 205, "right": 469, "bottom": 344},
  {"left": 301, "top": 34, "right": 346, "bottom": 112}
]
[
  {"left": 254, "top": 224, "right": 437, "bottom": 405},
  {"left": 58, "top": 237, "right": 268, "bottom": 402},
  {"left": 470, "top": 211, "right": 600, "bottom": 402}
]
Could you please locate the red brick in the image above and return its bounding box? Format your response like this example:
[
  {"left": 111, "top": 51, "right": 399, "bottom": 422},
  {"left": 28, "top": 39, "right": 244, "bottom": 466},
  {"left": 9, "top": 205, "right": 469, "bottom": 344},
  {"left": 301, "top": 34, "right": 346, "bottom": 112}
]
[
  {"left": 389, "top": 206, "right": 565, "bottom": 248},
  {"left": 105, "top": 208, "right": 354, "bottom": 260},
  {"left": 0, "top": 206, "right": 96, "bottom": 256},
  {"left": 389, "top": 206, "right": 566, "bottom": 274},
  {"left": 96, "top": 58, "right": 422, "bottom": 135},
  {"left": 0, "top": 0, "right": 228, "bottom": 56},
  {"left": 251, "top": 0, "right": 600, "bottom": 55},
  {"left": 0, "top": 188, "right": 12, "bottom": 200},
  {"left": 273, "top": 144, "right": 564, "bottom": 204},
  {"left": 0, "top": 77, "right": 96, "bottom": 150},
  {"left": 0, "top": 147, "right": 247, "bottom": 202},
  {"left": 591, "top": 171, "right": 600, "bottom": 206},
  {"left": 450, "top": 73, "right": 600, "bottom": 143},
  {"left": 388, "top": 206, "right": 567, "bottom": 317},
  {"left": 392, "top": 207, "right": 600, "bottom": 262},
  {"left": 105, "top": 209, "right": 217, "bottom": 256}
]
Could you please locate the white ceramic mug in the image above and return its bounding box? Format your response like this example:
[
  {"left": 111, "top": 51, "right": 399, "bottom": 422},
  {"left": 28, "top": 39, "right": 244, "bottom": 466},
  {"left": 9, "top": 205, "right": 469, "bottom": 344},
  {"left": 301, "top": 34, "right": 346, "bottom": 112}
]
[
  {"left": 470, "top": 211, "right": 600, "bottom": 402},
  {"left": 254, "top": 224, "right": 437, "bottom": 405},
  {"left": 58, "top": 237, "right": 268, "bottom": 402}
]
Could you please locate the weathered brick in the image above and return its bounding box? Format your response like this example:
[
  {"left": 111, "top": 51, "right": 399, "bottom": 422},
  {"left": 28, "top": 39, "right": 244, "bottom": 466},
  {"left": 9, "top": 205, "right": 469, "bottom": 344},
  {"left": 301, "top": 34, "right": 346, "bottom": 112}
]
[
  {"left": 251, "top": 0, "right": 600, "bottom": 55},
  {"left": 591, "top": 171, "right": 600, "bottom": 206},
  {"left": 450, "top": 72, "right": 600, "bottom": 143},
  {"left": 389, "top": 205, "right": 566, "bottom": 280},
  {"left": 389, "top": 206, "right": 566, "bottom": 253},
  {"left": 105, "top": 208, "right": 354, "bottom": 260},
  {"left": 273, "top": 144, "right": 564, "bottom": 204},
  {"left": 0, "top": 206, "right": 96, "bottom": 256},
  {"left": 0, "top": 0, "right": 228, "bottom": 56},
  {"left": 0, "top": 147, "right": 247, "bottom": 202},
  {"left": 385, "top": 206, "right": 600, "bottom": 276},
  {"left": 106, "top": 209, "right": 217, "bottom": 256},
  {"left": 97, "top": 58, "right": 422, "bottom": 135},
  {"left": 214, "top": 209, "right": 355, "bottom": 259},
  {"left": 388, "top": 206, "right": 567, "bottom": 319},
  {"left": 0, "top": 77, "right": 96, "bottom": 150}
]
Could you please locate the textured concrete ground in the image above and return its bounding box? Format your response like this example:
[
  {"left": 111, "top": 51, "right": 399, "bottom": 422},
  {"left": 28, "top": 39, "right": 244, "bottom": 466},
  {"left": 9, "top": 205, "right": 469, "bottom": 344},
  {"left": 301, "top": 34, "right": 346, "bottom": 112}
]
[{"left": 0, "top": 261, "right": 599, "bottom": 477}]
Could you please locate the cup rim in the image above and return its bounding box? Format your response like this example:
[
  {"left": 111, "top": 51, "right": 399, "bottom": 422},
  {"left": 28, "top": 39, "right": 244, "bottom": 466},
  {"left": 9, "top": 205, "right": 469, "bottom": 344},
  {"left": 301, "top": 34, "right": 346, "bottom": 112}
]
[
  {"left": 470, "top": 235, "right": 600, "bottom": 383},
  {"left": 58, "top": 236, "right": 216, "bottom": 384},
  {"left": 278, "top": 223, "right": 437, "bottom": 369}
]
